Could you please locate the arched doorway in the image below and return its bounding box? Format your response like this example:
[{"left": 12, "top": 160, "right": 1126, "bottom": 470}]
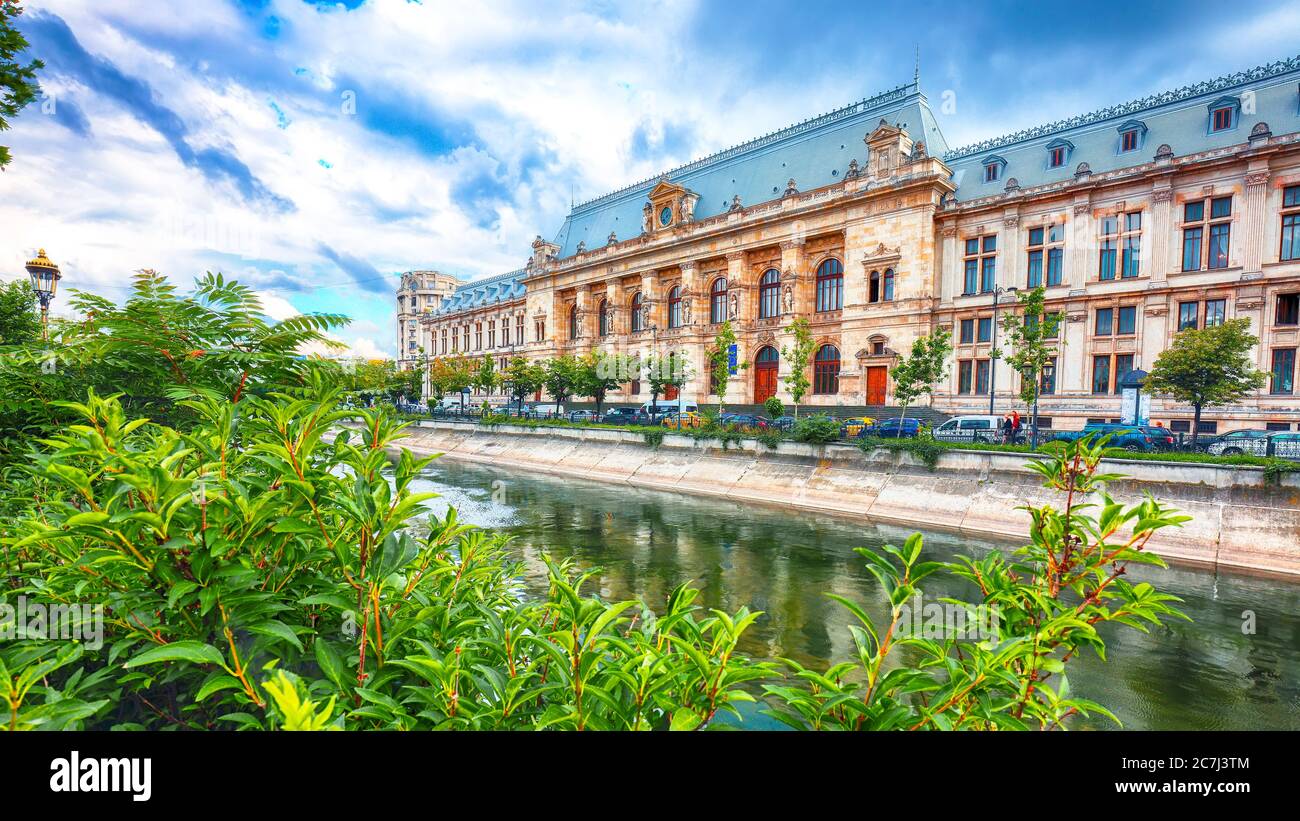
[{"left": 754, "top": 346, "right": 779, "bottom": 403}]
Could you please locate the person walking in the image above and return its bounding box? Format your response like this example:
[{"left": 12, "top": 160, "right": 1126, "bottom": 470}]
[
  {"left": 1001, "top": 414, "right": 1014, "bottom": 444},
  {"left": 1011, "top": 410, "right": 1022, "bottom": 444}
]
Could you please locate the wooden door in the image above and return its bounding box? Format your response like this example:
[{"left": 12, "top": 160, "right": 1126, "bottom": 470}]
[
  {"left": 664, "top": 384, "right": 679, "bottom": 401},
  {"left": 754, "top": 345, "right": 779, "bottom": 404},
  {"left": 866, "top": 366, "right": 888, "bottom": 405}
]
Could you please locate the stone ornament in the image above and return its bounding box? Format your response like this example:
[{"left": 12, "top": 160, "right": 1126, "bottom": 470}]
[
  {"left": 782, "top": 285, "right": 794, "bottom": 313},
  {"left": 729, "top": 293, "right": 739, "bottom": 319}
]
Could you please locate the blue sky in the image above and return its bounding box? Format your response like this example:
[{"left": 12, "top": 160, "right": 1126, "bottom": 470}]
[{"left": 5, "top": 0, "right": 1300, "bottom": 357}]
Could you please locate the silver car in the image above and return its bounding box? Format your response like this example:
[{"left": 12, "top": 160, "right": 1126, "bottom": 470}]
[{"left": 1206, "top": 431, "right": 1300, "bottom": 460}]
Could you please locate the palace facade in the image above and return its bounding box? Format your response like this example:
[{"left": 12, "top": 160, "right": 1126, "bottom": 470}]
[{"left": 407, "top": 56, "right": 1300, "bottom": 433}]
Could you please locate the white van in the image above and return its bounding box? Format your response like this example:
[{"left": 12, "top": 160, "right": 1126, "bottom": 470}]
[
  {"left": 529, "top": 402, "right": 565, "bottom": 418},
  {"left": 933, "top": 415, "right": 1006, "bottom": 443}
]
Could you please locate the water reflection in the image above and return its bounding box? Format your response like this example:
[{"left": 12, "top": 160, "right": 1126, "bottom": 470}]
[{"left": 412, "top": 459, "right": 1300, "bottom": 731}]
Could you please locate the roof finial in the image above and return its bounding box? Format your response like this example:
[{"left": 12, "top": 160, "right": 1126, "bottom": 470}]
[{"left": 913, "top": 45, "right": 920, "bottom": 86}]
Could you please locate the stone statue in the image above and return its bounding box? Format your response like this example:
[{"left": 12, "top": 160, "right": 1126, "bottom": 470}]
[
  {"left": 729, "top": 194, "right": 743, "bottom": 212},
  {"left": 729, "top": 293, "right": 739, "bottom": 320},
  {"left": 681, "top": 195, "right": 696, "bottom": 223},
  {"left": 641, "top": 304, "right": 651, "bottom": 329},
  {"left": 782, "top": 285, "right": 793, "bottom": 314},
  {"left": 607, "top": 230, "right": 618, "bottom": 245},
  {"left": 642, "top": 202, "right": 653, "bottom": 233},
  {"left": 682, "top": 298, "right": 692, "bottom": 325}
]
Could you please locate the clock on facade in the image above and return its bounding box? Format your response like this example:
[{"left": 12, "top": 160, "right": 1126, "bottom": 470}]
[{"left": 659, "top": 206, "right": 673, "bottom": 226}]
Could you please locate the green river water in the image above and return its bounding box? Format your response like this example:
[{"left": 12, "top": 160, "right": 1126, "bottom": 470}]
[{"left": 411, "top": 459, "right": 1300, "bottom": 730}]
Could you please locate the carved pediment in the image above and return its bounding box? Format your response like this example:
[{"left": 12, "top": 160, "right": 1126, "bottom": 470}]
[{"left": 861, "top": 243, "right": 902, "bottom": 265}]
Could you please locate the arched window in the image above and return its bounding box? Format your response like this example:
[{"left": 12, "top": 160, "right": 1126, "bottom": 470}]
[
  {"left": 756, "top": 346, "right": 779, "bottom": 365},
  {"left": 668, "top": 285, "right": 682, "bottom": 328},
  {"left": 598, "top": 298, "right": 609, "bottom": 337},
  {"left": 813, "top": 344, "right": 840, "bottom": 394},
  {"left": 631, "top": 292, "right": 644, "bottom": 332},
  {"left": 868, "top": 268, "right": 895, "bottom": 303},
  {"left": 710, "top": 277, "right": 728, "bottom": 324},
  {"left": 568, "top": 304, "right": 579, "bottom": 341},
  {"left": 816, "top": 258, "right": 843, "bottom": 312},
  {"left": 759, "top": 269, "right": 781, "bottom": 319},
  {"left": 883, "top": 268, "right": 895, "bottom": 302}
]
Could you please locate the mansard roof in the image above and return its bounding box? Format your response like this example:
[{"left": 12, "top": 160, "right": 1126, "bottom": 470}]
[
  {"left": 944, "top": 54, "right": 1300, "bottom": 201},
  {"left": 550, "top": 81, "right": 949, "bottom": 259},
  {"left": 432, "top": 268, "right": 526, "bottom": 316}
]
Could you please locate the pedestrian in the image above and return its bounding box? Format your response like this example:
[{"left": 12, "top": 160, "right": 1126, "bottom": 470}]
[
  {"left": 1011, "top": 410, "right": 1022, "bottom": 443},
  {"left": 1001, "top": 414, "right": 1014, "bottom": 444}
]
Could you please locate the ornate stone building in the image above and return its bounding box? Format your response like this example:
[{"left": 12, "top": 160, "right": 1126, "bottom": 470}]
[
  {"left": 409, "top": 55, "right": 1300, "bottom": 433},
  {"left": 396, "top": 270, "right": 462, "bottom": 370}
]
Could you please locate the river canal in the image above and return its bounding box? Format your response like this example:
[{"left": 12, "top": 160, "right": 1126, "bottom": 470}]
[{"left": 411, "top": 459, "right": 1300, "bottom": 730}]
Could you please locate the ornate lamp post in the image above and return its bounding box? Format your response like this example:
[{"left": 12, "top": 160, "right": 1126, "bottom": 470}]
[{"left": 25, "top": 249, "right": 62, "bottom": 341}]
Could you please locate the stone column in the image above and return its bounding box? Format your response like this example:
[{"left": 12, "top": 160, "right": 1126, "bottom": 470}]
[
  {"left": 726, "top": 251, "right": 749, "bottom": 321},
  {"left": 1149, "top": 181, "right": 1174, "bottom": 282},
  {"left": 781, "top": 238, "right": 808, "bottom": 315},
  {"left": 1002, "top": 210, "right": 1022, "bottom": 291},
  {"left": 1241, "top": 165, "right": 1271, "bottom": 276},
  {"left": 1069, "top": 199, "right": 1092, "bottom": 290},
  {"left": 939, "top": 223, "right": 958, "bottom": 302}
]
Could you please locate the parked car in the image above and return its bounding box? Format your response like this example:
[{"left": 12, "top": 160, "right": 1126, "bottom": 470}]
[
  {"left": 1052, "top": 423, "right": 1175, "bottom": 452},
  {"left": 641, "top": 400, "right": 698, "bottom": 417},
  {"left": 1197, "top": 428, "right": 1272, "bottom": 453},
  {"left": 720, "top": 413, "right": 771, "bottom": 432},
  {"left": 932, "top": 415, "right": 1007, "bottom": 444},
  {"left": 601, "top": 407, "right": 640, "bottom": 425},
  {"left": 859, "top": 417, "right": 925, "bottom": 439},
  {"left": 661, "top": 410, "right": 704, "bottom": 430},
  {"left": 769, "top": 416, "right": 797, "bottom": 432},
  {"left": 1207, "top": 430, "right": 1300, "bottom": 459},
  {"left": 567, "top": 410, "right": 599, "bottom": 424},
  {"left": 838, "top": 416, "right": 875, "bottom": 438}
]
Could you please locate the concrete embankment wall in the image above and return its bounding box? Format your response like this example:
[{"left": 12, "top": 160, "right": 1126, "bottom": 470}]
[{"left": 394, "top": 421, "right": 1300, "bottom": 577}]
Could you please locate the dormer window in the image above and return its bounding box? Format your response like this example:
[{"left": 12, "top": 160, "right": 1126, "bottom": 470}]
[
  {"left": 981, "top": 155, "right": 1006, "bottom": 184},
  {"left": 1117, "top": 119, "right": 1147, "bottom": 153},
  {"left": 1207, "top": 96, "right": 1240, "bottom": 133},
  {"left": 1044, "top": 138, "right": 1073, "bottom": 170}
]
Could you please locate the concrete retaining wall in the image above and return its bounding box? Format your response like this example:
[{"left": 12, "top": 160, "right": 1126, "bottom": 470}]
[{"left": 394, "top": 420, "right": 1300, "bottom": 577}]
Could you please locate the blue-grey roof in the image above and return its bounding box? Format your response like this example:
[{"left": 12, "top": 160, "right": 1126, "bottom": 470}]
[
  {"left": 551, "top": 81, "right": 948, "bottom": 259},
  {"left": 432, "top": 268, "right": 526, "bottom": 315},
  {"left": 944, "top": 54, "right": 1300, "bottom": 201}
]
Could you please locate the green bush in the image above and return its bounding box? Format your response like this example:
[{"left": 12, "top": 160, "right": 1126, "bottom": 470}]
[
  {"left": 791, "top": 413, "right": 840, "bottom": 444},
  {"left": 763, "top": 396, "right": 785, "bottom": 419}
]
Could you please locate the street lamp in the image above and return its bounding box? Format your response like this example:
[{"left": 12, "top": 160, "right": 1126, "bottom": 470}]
[
  {"left": 988, "top": 284, "right": 1018, "bottom": 416},
  {"left": 25, "top": 249, "right": 62, "bottom": 341}
]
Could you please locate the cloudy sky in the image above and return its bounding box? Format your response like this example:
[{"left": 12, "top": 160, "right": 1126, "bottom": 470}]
[{"left": 4, "top": 0, "right": 1300, "bottom": 357}]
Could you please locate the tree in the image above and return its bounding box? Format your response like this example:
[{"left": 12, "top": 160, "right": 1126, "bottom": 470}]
[
  {"left": 504, "top": 356, "right": 545, "bottom": 415},
  {"left": 575, "top": 351, "right": 627, "bottom": 419},
  {"left": 998, "top": 286, "right": 1060, "bottom": 447},
  {"left": 473, "top": 354, "right": 499, "bottom": 404},
  {"left": 781, "top": 316, "right": 816, "bottom": 418},
  {"left": 1, "top": 2, "right": 43, "bottom": 169},
  {"left": 0, "top": 278, "right": 40, "bottom": 344},
  {"left": 889, "top": 324, "right": 953, "bottom": 428},
  {"left": 663, "top": 350, "right": 690, "bottom": 414},
  {"left": 1144, "top": 317, "right": 1267, "bottom": 448},
  {"left": 705, "top": 321, "right": 746, "bottom": 416},
  {"left": 429, "top": 356, "right": 473, "bottom": 408},
  {"left": 543, "top": 355, "right": 580, "bottom": 405}
]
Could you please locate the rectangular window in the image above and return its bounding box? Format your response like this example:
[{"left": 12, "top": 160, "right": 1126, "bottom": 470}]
[
  {"left": 1114, "top": 354, "right": 1134, "bottom": 390},
  {"left": 1121, "top": 129, "right": 1139, "bottom": 152},
  {"left": 1272, "top": 348, "right": 1296, "bottom": 395},
  {"left": 962, "top": 238, "right": 980, "bottom": 295},
  {"left": 1044, "top": 311, "right": 1061, "bottom": 339},
  {"left": 959, "top": 318, "right": 974, "bottom": 344},
  {"left": 1182, "top": 197, "right": 1231, "bottom": 271},
  {"left": 980, "top": 236, "right": 997, "bottom": 293},
  {"left": 1204, "top": 299, "right": 1226, "bottom": 327},
  {"left": 1117, "top": 305, "right": 1137, "bottom": 335},
  {"left": 1049, "top": 146, "right": 1065, "bottom": 167},
  {"left": 977, "top": 316, "right": 993, "bottom": 343},
  {"left": 975, "top": 359, "right": 991, "bottom": 395},
  {"left": 1211, "top": 106, "right": 1233, "bottom": 131},
  {"left": 958, "top": 360, "right": 973, "bottom": 394},
  {"left": 1027, "top": 224, "right": 1063, "bottom": 287},
  {"left": 1121, "top": 212, "right": 1141, "bottom": 278},
  {"left": 1092, "top": 355, "right": 1111, "bottom": 395},
  {"left": 1178, "top": 301, "right": 1199, "bottom": 331},
  {"left": 1099, "top": 216, "right": 1117, "bottom": 280},
  {"left": 985, "top": 164, "right": 999, "bottom": 183},
  {"left": 1095, "top": 307, "right": 1114, "bottom": 336},
  {"left": 1282, "top": 185, "right": 1300, "bottom": 261},
  {"left": 1278, "top": 293, "right": 1300, "bottom": 326}
]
